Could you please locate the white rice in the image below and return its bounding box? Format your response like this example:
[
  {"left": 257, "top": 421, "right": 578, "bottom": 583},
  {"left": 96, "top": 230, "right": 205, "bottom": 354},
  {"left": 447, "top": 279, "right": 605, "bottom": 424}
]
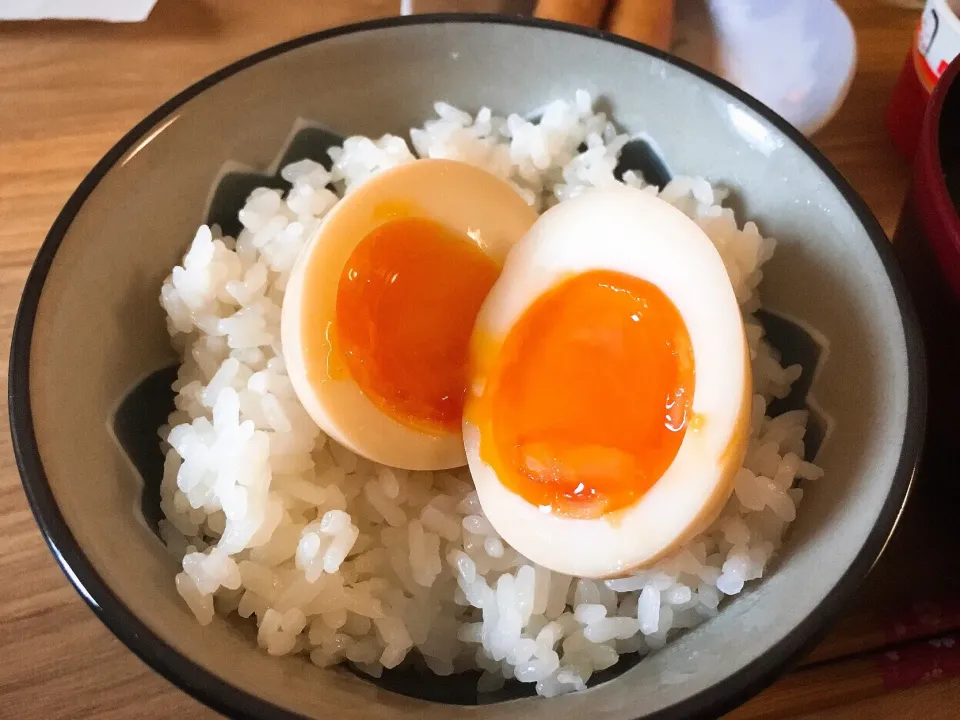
[{"left": 158, "top": 91, "right": 822, "bottom": 697}]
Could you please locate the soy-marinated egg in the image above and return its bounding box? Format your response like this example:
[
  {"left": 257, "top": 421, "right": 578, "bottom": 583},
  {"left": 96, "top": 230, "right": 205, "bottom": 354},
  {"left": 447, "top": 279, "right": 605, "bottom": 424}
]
[
  {"left": 464, "top": 186, "right": 751, "bottom": 578},
  {"left": 282, "top": 159, "right": 538, "bottom": 470}
]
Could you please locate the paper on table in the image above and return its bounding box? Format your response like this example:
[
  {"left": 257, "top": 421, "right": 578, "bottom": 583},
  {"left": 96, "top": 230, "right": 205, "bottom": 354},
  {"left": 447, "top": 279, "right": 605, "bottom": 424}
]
[{"left": 1, "top": 0, "right": 158, "bottom": 21}]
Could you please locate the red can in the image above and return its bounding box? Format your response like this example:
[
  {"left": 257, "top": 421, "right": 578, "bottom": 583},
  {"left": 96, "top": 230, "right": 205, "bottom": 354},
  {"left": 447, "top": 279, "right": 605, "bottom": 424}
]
[
  {"left": 887, "top": 0, "right": 960, "bottom": 160},
  {"left": 892, "top": 54, "right": 960, "bottom": 487}
]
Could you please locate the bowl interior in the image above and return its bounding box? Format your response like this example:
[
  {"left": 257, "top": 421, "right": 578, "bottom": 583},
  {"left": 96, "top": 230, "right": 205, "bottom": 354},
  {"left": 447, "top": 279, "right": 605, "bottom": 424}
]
[
  {"left": 15, "top": 17, "right": 918, "bottom": 720},
  {"left": 114, "top": 125, "right": 833, "bottom": 707}
]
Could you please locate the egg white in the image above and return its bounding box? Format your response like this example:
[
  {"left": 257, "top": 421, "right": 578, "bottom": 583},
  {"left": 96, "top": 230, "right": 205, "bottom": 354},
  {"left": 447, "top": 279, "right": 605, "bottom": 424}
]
[
  {"left": 464, "top": 186, "right": 751, "bottom": 578},
  {"left": 282, "top": 159, "right": 539, "bottom": 471}
]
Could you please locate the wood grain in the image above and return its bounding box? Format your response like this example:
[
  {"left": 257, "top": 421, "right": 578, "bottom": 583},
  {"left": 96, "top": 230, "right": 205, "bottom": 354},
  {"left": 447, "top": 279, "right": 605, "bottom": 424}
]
[{"left": 0, "top": 1, "right": 955, "bottom": 718}]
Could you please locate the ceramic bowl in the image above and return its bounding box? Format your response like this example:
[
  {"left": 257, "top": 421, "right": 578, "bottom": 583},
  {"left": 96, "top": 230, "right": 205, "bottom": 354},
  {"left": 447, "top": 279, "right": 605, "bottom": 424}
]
[
  {"left": 9, "top": 15, "right": 923, "bottom": 720},
  {"left": 672, "top": 0, "right": 857, "bottom": 136}
]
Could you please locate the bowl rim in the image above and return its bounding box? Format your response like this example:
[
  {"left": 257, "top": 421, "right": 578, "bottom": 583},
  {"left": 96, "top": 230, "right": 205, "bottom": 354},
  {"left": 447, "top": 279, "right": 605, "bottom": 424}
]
[{"left": 7, "top": 12, "right": 926, "bottom": 720}]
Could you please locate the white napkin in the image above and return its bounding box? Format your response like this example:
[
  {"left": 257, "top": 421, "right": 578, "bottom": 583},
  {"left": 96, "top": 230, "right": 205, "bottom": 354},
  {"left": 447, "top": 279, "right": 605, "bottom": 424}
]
[{"left": 1, "top": 0, "right": 158, "bottom": 21}]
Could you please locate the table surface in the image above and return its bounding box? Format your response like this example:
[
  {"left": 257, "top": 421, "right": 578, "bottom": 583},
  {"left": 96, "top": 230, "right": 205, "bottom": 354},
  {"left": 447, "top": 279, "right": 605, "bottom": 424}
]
[{"left": 2, "top": 0, "right": 960, "bottom": 718}]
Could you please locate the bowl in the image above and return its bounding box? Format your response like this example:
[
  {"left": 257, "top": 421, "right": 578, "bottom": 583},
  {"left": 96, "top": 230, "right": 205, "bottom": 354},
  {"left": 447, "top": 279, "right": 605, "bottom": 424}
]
[
  {"left": 8, "top": 14, "right": 924, "bottom": 720},
  {"left": 672, "top": 0, "right": 857, "bottom": 136}
]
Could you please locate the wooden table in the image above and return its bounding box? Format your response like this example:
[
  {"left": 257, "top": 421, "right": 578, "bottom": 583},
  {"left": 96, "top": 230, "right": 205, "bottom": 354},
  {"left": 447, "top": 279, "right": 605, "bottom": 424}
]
[{"left": 1, "top": 1, "right": 958, "bottom": 717}]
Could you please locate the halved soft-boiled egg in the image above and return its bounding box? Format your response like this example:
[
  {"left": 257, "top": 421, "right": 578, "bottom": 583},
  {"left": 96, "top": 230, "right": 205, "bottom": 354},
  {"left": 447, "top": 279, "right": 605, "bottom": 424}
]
[
  {"left": 282, "top": 159, "right": 538, "bottom": 470},
  {"left": 464, "top": 186, "right": 752, "bottom": 578}
]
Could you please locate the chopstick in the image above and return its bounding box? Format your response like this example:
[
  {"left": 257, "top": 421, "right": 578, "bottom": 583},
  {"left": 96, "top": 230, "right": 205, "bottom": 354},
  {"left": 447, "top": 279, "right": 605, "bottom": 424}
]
[
  {"left": 534, "top": 0, "right": 674, "bottom": 52},
  {"left": 533, "top": 0, "right": 610, "bottom": 28},
  {"left": 606, "top": 0, "right": 675, "bottom": 51}
]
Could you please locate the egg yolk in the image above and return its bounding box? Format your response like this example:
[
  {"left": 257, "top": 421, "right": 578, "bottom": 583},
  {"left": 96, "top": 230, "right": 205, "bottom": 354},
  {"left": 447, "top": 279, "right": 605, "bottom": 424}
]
[
  {"left": 334, "top": 216, "right": 500, "bottom": 433},
  {"left": 475, "top": 269, "right": 695, "bottom": 518}
]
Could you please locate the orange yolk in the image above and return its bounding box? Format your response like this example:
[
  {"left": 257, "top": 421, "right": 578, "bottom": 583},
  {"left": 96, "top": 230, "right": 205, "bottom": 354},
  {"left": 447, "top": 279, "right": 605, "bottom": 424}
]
[
  {"left": 473, "top": 269, "right": 695, "bottom": 518},
  {"left": 333, "top": 216, "right": 500, "bottom": 433}
]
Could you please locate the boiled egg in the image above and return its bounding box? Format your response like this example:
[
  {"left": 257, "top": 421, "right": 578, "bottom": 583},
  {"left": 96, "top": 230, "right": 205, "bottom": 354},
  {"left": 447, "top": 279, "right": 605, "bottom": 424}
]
[
  {"left": 282, "top": 159, "right": 538, "bottom": 470},
  {"left": 464, "top": 186, "right": 751, "bottom": 578}
]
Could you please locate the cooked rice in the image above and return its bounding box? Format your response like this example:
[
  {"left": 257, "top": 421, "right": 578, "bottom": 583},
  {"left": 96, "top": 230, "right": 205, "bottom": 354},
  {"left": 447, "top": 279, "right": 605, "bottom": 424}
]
[{"left": 158, "top": 91, "right": 823, "bottom": 697}]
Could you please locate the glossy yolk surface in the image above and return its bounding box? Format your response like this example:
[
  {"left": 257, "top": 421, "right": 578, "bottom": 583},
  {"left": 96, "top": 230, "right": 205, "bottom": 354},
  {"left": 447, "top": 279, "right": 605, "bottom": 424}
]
[
  {"left": 478, "top": 269, "right": 695, "bottom": 518},
  {"left": 334, "top": 216, "right": 500, "bottom": 433}
]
